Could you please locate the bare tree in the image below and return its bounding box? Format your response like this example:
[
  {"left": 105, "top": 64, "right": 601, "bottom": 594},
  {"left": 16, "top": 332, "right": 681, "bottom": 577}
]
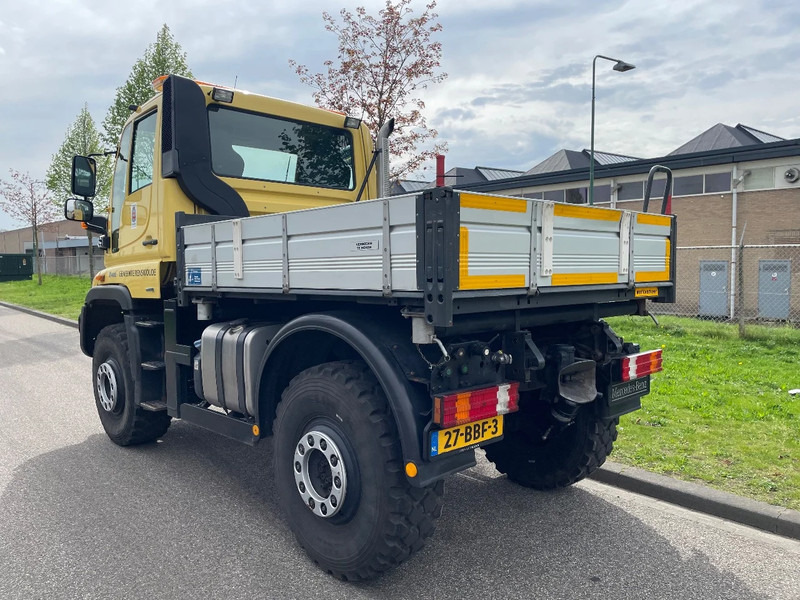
[
  {"left": 0, "top": 170, "right": 60, "bottom": 285},
  {"left": 290, "top": 0, "right": 447, "bottom": 181}
]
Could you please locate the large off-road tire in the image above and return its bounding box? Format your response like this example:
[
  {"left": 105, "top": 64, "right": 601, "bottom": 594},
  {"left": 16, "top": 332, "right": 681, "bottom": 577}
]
[
  {"left": 485, "top": 404, "right": 617, "bottom": 490},
  {"left": 92, "top": 324, "right": 171, "bottom": 446},
  {"left": 274, "top": 360, "right": 444, "bottom": 581}
]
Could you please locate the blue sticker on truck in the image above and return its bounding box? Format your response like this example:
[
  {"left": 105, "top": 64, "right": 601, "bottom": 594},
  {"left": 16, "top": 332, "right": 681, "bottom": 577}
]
[{"left": 187, "top": 268, "right": 202, "bottom": 286}]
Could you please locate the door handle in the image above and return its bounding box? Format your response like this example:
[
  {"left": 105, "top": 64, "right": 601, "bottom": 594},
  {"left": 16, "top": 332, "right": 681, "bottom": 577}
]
[{"left": 142, "top": 238, "right": 158, "bottom": 247}]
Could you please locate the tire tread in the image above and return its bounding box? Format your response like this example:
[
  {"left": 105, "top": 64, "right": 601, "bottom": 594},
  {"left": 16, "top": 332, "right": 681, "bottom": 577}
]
[
  {"left": 485, "top": 408, "right": 618, "bottom": 490},
  {"left": 95, "top": 324, "right": 171, "bottom": 446},
  {"left": 275, "top": 360, "right": 443, "bottom": 581}
]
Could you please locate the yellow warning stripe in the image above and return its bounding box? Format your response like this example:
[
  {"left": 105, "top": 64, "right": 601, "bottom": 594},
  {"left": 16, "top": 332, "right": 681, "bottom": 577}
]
[
  {"left": 636, "top": 213, "right": 672, "bottom": 227},
  {"left": 459, "top": 227, "right": 526, "bottom": 290},
  {"left": 634, "top": 239, "right": 671, "bottom": 283},
  {"left": 550, "top": 272, "right": 619, "bottom": 286},
  {"left": 554, "top": 204, "right": 621, "bottom": 222},
  {"left": 459, "top": 193, "right": 528, "bottom": 213}
]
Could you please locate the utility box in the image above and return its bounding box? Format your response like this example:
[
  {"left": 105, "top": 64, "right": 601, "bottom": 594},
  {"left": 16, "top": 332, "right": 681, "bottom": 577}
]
[
  {"left": 0, "top": 253, "right": 33, "bottom": 282},
  {"left": 758, "top": 260, "right": 791, "bottom": 320},
  {"left": 698, "top": 261, "right": 728, "bottom": 318}
]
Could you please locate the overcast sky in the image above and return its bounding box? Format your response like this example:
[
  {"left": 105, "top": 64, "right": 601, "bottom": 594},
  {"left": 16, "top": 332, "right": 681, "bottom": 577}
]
[{"left": 1, "top": 0, "right": 798, "bottom": 230}]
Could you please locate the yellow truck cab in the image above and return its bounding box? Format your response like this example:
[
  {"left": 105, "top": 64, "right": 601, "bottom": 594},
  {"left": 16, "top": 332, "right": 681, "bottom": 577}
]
[
  {"left": 93, "top": 75, "right": 377, "bottom": 298},
  {"left": 65, "top": 74, "right": 675, "bottom": 581}
]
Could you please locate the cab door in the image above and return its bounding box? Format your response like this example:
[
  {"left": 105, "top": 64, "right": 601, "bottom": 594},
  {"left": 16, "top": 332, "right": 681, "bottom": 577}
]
[
  {"left": 112, "top": 110, "right": 159, "bottom": 260},
  {"left": 103, "top": 111, "right": 162, "bottom": 298}
]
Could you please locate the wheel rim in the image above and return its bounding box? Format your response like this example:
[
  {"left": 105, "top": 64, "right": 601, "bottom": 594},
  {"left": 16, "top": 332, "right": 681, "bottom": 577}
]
[
  {"left": 293, "top": 429, "right": 348, "bottom": 518},
  {"left": 96, "top": 360, "right": 120, "bottom": 413}
]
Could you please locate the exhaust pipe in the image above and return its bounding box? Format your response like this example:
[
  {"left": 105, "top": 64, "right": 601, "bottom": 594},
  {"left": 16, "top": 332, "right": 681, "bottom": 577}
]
[{"left": 375, "top": 118, "right": 394, "bottom": 198}]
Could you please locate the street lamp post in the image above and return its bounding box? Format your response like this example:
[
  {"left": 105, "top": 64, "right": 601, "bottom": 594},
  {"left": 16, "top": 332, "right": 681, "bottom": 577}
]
[{"left": 589, "top": 54, "right": 635, "bottom": 205}]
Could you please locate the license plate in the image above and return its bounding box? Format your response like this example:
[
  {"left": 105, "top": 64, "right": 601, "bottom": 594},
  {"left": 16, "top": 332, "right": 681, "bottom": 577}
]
[
  {"left": 609, "top": 376, "right": 651, "bottom": 403},
  {"left": 430, "top": 416, "right": 503, "bottom": 457}
]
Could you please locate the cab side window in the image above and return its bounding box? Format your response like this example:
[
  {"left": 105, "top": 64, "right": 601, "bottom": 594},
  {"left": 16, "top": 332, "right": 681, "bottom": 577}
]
[
  {"left": 130, "top": 112, "right": 157, "bottom": 193},
  {"left": 110, "top": 123, "right": 133, "bottom": 253}
]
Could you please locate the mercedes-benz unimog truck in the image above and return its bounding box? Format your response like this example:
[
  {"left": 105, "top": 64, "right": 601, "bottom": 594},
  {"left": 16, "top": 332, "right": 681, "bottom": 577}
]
[{"left": 65, "top": 75, "right": 673, "bottom": 580}]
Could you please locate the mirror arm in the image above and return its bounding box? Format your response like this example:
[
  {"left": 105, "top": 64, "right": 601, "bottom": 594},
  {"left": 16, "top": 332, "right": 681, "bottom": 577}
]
[{"left": 88, "top": 150, "right": 117, "bottom": 159}]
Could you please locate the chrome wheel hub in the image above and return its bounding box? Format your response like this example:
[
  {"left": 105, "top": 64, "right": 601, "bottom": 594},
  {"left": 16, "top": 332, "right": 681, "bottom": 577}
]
[
  {"left": 97, "top": 361, "right": 120, "bottom": 413},
  {"left": 293, "top": 430, "right": 347, "bottom": 518}
]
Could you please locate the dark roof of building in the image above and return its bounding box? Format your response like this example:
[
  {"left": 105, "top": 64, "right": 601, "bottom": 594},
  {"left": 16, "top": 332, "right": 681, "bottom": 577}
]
[
  {"left": 392, "top": 122, "right": 791, "bottom": 196},
  {"left": 738, "top": 124, "right": 785, "bottom": 144},
  {"left": 525, "top": 149, "right": 639, "bottom": 175},
  {"left": 592, "top": 150, "right": 641, "bottom": 165},
  {"left": 525, "top": 150, "right": 589, "bottom": 175},
  {"left": 392, "top": 180, "right": 430, "bottom": 194},
  {"left": 392, "top": 165, "right": 524, "bottom": 195},
  {"left": 440, "top": 167, "right": 488, "bottom": 186},
  {"left": 669, "top": 123, "right": 785, "bottom": 155},
  {"left": 475, "top": 166, "right": 525, "bottom": 181},
  {"left": 458, "top": 137, "right": 800, "bottom": 194}
]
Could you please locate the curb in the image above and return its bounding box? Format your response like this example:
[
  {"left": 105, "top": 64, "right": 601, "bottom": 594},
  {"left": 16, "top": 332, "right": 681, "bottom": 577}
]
[
  {"left": 591, "top": 461, "right": 800, "bottom": 541},
  {"left": 0, "top": 300, "right": 78, "bottom": 329},
  {"left": 2, "top": 299, "right": 799, "bottom": 542}
]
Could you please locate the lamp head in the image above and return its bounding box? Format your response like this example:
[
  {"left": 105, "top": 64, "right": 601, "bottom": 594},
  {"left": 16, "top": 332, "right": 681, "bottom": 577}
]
[{"left": 613, "top": 61, "right": 636, "bottom": 72}]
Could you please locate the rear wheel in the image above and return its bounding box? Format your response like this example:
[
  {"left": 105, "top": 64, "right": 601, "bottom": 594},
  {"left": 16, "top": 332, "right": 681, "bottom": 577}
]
[
  {"left": 274, "top": 360, "right": 444, "bottom": 581},
  {"left": 92, "top": 324, "right": 171, "bottom": 446},
  {"left": 485, "top": 404, "right": 617, "bottom": 490}
]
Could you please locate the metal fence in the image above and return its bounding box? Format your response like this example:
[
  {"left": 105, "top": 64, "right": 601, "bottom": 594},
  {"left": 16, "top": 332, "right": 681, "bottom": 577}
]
[
  {"left": 34, "top": 254, "right": 105, "bottom": 278},
  {"left": 24, "top": 244, "right": 800, "bottom": 324},
  {"left": 650, "top": 245, "right": 800, "bottom": 325}
]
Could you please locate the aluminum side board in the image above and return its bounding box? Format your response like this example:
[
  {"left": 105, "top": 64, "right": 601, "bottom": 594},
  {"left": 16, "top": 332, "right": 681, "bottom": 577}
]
[{"left": 180, "top": 189, "right": 675, "bottom": 324}]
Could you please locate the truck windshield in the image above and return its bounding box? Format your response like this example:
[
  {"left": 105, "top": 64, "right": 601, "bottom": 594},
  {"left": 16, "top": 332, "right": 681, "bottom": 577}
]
[{"left": 208, "top": 106, "right": 355, "bottom": 190}]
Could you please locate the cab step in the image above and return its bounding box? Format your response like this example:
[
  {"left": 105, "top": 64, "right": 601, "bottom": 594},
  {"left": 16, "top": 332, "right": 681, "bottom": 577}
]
[
  {"left": 135, "top": 320, "right": 164, "bottom": 328},
  {"left": 140, "top": 400, "right": 168, "bottom": 412},
  {"left": 141, "top": 360, "right": 166, "bottom": 371}
]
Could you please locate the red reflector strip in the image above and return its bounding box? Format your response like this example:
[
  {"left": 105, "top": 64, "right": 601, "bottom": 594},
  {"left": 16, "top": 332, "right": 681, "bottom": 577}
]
[
  {"left": 434, "top": 382, "right": 519, "bottom": 428},
  {"left": 621, "top": 349, "right": 663, "bottom": 381}
]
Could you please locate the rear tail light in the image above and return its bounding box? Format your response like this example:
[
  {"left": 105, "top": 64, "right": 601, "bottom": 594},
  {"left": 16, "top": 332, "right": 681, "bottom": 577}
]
[
  {"left": 434, "top": 382, "right": 519, "bottom": 428},
  {"left": 621, "top": 349, "right": 662, "bottom": 381}
]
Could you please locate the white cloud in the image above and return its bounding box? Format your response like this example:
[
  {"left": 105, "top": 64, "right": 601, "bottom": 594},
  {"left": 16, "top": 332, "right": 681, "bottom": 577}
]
[{"left": 0, "top": 0, "right": 797, "bottom": 228}]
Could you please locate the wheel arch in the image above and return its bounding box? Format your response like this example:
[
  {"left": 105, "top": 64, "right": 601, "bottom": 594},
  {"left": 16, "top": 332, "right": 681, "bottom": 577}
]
[
  {"left": 79, "top": 285, "right": 133, "bottom": 356},
  {"left": 80, "top": 285, "right": 165, "bottom": 411},
  {"left": 256, "top": 310, "right": 455, "bottom": 483}
]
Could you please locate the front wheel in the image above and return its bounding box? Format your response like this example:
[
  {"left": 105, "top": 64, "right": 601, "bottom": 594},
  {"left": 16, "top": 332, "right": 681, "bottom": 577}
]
[
  {"left": 485, "top": 404, "right": 617, "bottom": 490},
  {"left": 92, "top": 324, "right": 171, "bottom": 446},
  {"left": 274, "top": 360, "right": 444, "bottom": 581}
]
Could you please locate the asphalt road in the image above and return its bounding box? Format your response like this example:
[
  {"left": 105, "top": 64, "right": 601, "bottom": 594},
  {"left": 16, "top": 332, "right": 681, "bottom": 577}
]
[{"left": 1, "top": 305, "right": 799, "bottom": 600}]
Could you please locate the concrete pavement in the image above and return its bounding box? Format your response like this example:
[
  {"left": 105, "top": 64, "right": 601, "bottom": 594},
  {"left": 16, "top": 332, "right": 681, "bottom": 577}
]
[{"left": 2, "top": 298, "right": 799, "bottom": 543}]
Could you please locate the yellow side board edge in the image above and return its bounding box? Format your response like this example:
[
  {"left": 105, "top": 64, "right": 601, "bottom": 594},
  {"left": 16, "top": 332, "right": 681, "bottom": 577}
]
[
  {"left": 459, "top": 193, "right": 529, "bottom": 213},
  {"left": 458, "top": 227, "right": 526, "bottom": 290},
  {"left": 636, "top": 213, "right": 672, "bottom": 227},
  {"left": 550, "top": 272, "right": 619, "bottom": 286},
  {"left": 634, "top": 239, "right": 672, "bottom": 283},
  {"left": 553, "top": 204, "right": 621, "bottom": 222}
]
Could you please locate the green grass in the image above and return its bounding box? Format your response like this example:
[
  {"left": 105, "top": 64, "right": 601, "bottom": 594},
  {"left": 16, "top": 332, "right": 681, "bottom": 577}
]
[
  {"left": 0, "top": 275, "right": 90, "bottom": 320},
  {"left": 607, "top": 315, "right": 800, "bottom": 510},
  {"left": 1, "top": 276, "right": 798, "bottom": 509}
]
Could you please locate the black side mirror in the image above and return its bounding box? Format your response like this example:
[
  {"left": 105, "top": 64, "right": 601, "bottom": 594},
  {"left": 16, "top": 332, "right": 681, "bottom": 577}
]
[
  {"left": 71, "top": 156, "right": 97, "bottom": 197},
  {"left": 64, "top": 198, "right": 94, "bottom": 222}
]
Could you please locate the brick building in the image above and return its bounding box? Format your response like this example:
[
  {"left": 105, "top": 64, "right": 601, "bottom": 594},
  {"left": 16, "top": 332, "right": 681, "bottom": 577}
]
[{"left": 455, "top": 124, "right": 800, "bottom": 321}]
